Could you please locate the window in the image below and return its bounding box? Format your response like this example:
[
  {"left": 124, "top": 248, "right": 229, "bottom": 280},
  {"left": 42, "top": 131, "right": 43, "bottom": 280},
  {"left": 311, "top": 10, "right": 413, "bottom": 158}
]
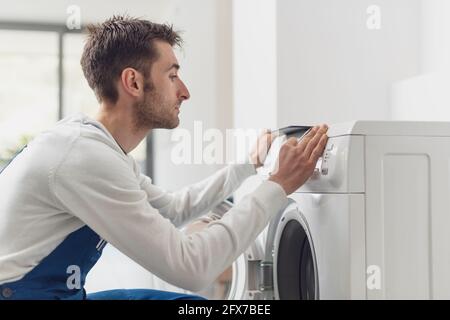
[
  {"left": 62, "top": 33, "right": 98, "bottom": 118},
  {"left": 0, "top": 24, "right": 150, "bottom": 174},
  {"left": 0, "top": 30, "right": 58, "bottom": 163}
]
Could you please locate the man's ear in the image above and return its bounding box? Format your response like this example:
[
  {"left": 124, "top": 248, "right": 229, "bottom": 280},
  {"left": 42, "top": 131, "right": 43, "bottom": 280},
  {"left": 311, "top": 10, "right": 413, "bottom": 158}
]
[{"left": 120, "top": 68, "right": 145, "bottom": 98}]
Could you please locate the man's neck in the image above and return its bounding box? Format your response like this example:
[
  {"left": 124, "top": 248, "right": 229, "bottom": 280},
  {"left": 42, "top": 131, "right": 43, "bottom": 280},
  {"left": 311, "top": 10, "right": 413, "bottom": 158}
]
[{"left": 95, "top": 103, "right": 149, "bottom": 154}]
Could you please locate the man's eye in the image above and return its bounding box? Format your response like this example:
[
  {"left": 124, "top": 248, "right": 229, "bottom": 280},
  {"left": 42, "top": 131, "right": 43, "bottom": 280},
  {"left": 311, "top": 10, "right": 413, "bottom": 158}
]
[{"left": 170, "top": 75, "right": 178, "bottom": 81}]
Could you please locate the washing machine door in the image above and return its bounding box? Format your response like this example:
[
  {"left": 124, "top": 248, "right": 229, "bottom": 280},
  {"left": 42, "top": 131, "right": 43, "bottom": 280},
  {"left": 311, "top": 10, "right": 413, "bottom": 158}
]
[
  {"left": 185, "top": 201, "right": 268, "bottom": 300},
  {"left": 144, "top": 200, "right": 316, "bottom": 300},
  {"left": 266, "top": 200, "right": 319, "bottom": 300}
]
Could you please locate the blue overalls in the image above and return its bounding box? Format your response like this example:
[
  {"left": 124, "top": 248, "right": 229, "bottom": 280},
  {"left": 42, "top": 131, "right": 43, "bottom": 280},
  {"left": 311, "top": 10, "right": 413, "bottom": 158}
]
[{"left": 0, "top": 148, "right": 205, "bottom": 300}]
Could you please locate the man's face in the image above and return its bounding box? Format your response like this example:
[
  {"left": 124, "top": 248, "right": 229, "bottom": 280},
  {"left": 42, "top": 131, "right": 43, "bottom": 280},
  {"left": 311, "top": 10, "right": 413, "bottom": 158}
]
[{"left": 134, "top": 40, "right": 190, "bottom": 131}]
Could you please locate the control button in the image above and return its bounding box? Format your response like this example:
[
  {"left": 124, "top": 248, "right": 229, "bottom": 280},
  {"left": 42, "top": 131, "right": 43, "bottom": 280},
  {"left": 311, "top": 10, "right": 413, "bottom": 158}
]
[
  {"left": 315, "top": 157, "right": 323, "bottom": 173},
  {"left": 321, "top": 160, "right": 329, "bottom": 175},
  {"left": 2, "top": 287, "right": 13, "bottom": 299},
  {"left": 326, "top": 143, "right": 334, "bottom": 151}
]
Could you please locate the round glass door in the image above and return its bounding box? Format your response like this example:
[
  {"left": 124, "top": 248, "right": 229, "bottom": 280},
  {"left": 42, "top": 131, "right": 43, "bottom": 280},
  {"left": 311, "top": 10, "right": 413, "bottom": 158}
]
[{"left": 273, "top": 208, "right": 318, "bottom": 300}]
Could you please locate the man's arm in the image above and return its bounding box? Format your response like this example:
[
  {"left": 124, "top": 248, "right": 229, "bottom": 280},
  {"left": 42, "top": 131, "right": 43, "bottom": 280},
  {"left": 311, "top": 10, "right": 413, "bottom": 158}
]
[
  {"left": 51, "top": 142, "right": 286, "bottom": 292},
  {"left": 137, "top": 130, "right": 274, "bottom": 227},
  {"left": 138, "top": 162, "right": 255, "bottom": 227}
]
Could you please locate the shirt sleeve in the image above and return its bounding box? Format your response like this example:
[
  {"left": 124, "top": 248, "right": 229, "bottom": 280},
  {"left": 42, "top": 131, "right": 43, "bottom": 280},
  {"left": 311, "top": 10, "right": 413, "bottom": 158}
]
[
  {"left": 50, "top": 139, "right": 288, "bottom": 292},
  {"left": 138, "top": 162, "right": 256, "bottom": 227}
]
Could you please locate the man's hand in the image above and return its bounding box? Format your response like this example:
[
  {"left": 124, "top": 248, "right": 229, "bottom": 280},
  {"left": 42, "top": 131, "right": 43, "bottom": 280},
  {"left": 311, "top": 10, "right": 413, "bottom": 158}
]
[
  {"left": 269, "top": 124, "right": 328, "bottom": 195},
  {"left": 249, "top": 129, "right": 275, "bottom": 169}
]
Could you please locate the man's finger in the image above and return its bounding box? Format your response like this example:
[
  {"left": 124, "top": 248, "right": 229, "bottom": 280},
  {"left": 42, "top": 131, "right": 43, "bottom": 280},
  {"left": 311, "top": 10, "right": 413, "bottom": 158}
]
[
  {"left": 297, "top": 126, "right": 318, "bottom": 152},
  {"left": 266, "top": 131, "right": 274, "bottom": 144},
  {"left": 285, "top": 137, "right": 298, "bottom": 147},
  {"left": 310, "top": 134, "right": 328, "bottom": 161},
  {"left": 257, "top": 132, "right": 273, "bottom": 162},
  {"left": 260, "top": 129, "right": 273, "bottom": 144},
  {"left": 303, "top": 133, "right": 323, "bottom": 158},
  {"left": 303, "top": 125, "right": 328, "bottom": 158},
  {"left": 317, "top": 124, "right": 328, "bottom": 134}
]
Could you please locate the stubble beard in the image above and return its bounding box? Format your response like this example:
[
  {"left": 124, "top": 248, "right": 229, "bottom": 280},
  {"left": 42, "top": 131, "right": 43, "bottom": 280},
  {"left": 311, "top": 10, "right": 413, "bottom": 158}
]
[{"left": 133, "top": 86, "right": 180, "bottom": 132}]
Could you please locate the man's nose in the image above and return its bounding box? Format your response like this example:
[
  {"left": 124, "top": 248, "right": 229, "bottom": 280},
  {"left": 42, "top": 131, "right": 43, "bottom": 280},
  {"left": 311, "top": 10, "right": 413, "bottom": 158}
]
[{"left": 179, "top": 80, "right": 190, "bottom": 101}]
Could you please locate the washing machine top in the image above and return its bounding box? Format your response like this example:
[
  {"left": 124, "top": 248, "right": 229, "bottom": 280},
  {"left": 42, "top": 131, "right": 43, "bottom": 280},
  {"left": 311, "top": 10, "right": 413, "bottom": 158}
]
[{"left": 327, "top": 120, "right": 450, "bottom": 138}]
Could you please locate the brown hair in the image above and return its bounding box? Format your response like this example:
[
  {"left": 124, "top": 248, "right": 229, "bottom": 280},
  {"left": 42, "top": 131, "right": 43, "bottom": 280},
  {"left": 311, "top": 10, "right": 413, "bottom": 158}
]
[{"left": 81, "top": 15, "right": 182, "bottom": 103}]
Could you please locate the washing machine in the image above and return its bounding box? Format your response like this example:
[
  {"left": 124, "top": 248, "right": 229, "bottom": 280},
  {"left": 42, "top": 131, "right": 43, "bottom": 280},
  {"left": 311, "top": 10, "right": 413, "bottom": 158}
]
[
  {"left": 220, "top": 121, "right": 450, "bottom": 300},
  {"left": 142, "top": 121, "right": 450, "bottom": 300}
]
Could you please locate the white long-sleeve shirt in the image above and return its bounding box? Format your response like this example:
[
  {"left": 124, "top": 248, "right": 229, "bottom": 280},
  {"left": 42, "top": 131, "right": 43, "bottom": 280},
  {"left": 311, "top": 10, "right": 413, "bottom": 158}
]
[{"left": 0, "top": 113, "right": 288, "bottom": 291}]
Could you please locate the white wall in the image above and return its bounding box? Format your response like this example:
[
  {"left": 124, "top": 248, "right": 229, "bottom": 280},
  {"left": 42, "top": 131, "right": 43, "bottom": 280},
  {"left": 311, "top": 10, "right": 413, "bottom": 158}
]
[
  {"left": 391, "top": 0, "right": 450, "bottom": 121},
  {"left": 232, "top": 0, "right": 277, "bottom": 201},
  {"left": 420, "top": 0, "right": 450, "bottom": 73},
  {"left": 277, "top": 0, "right": 421, "bottom": 126},
  {"left": 153, "top": 0, "right": 232, "bottom": 191},
  {"left": 232, "top": 0, "right": 277, "bottom": 130},
  {"left": 0, "top": 0, "right": 167, "bottom": 24}
]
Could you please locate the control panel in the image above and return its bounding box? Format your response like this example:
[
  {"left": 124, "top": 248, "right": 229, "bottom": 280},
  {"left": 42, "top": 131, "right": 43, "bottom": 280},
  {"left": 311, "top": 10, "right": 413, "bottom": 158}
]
[{"left": 259, "top": 127, "right": 364, "bottom": 193}]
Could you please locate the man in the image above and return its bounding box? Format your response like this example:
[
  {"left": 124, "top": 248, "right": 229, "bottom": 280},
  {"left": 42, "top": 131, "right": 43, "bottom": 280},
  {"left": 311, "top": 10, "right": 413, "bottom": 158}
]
[{"left": 0, "top": 15, "right": 328, "bottom": 300}]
